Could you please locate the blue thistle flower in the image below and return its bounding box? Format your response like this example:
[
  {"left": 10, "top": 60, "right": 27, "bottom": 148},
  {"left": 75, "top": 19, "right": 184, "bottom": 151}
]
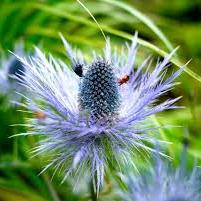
[
  {"left": 16, "top": 33, "right": 185, "bottom": 193},
  {"left": 0, "top": 44, "right": 27, "bottom": 106},
  {"left": 120, "top": 149, "right": 201, "bottom": 201}
]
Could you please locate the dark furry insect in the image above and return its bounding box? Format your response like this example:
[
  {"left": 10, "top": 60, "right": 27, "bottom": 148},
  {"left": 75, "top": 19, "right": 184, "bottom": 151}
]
[{"left": 73, "top": 63, "right": 83, "bottom": 77}]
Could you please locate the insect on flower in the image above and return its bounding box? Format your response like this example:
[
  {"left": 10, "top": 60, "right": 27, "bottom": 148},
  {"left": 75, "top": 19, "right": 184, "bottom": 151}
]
[
  {"left": 34, "top": 111, "right": 46, "bottom": 120},
  {"left": 15, "top": 33, "right": 186, "bottom": 194},
  {"left": 118, "top": 74, "right": 130, "bottom": 85}
]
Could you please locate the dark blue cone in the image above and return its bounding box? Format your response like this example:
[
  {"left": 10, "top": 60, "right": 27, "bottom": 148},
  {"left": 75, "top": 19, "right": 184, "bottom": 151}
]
[{"left": 79, "top": 59, "right": 120, "bottom": 122}]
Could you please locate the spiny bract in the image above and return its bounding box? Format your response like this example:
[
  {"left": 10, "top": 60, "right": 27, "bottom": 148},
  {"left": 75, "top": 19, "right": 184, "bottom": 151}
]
[{"left": 16, "top": 33, "right": 185, "bottom": 193}]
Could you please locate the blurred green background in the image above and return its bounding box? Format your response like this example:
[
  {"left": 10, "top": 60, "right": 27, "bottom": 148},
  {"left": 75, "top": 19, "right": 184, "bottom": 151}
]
[{"left": 0, "top": 0, "right": 201, "bottom": 200}]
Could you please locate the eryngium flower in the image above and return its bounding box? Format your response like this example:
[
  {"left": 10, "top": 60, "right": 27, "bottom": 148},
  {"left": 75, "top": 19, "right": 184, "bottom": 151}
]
[
  {"left": 0, "top": 44, "right": 26, "bottom": 106},
  {"left": 16, "top": 34, "right": 184, "bottom": 192},
  {"left": 120, "top": 150, "right": 201, "bottom": 201}
]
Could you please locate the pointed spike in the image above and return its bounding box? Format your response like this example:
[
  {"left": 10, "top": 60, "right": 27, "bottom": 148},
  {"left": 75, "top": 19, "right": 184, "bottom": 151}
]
[
  {"left": 60, "top": 33, "right": 84, "bottom": 77},
  {"left": 59, "top": 33, "right": 76, "bottom": 64}
]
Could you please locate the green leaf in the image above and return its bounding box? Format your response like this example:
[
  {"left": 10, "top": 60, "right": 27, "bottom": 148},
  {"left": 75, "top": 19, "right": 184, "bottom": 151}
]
[
  {"left": 0, "top": 188, "right": 46, "bottom": 201},
  {"left": 101, "top": 0, "right": 174, "bottom": 51}
]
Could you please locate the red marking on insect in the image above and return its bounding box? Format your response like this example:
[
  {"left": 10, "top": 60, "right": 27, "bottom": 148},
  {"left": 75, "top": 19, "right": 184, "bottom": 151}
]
[
  {"left": 118, "top": 75, "right": 130, "bottom": 85},
  {"left": 34, "top": 111, "right": 46, "bottom": 120}
]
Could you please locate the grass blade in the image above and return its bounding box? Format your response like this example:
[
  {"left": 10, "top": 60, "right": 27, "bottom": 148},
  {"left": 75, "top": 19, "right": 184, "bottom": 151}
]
[{"left": 102, "top": 0, "right": 173, "bottom": 51}]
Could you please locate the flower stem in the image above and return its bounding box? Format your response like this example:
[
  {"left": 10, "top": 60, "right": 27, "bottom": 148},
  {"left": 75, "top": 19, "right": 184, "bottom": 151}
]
[
  {"left": 42, "top": 173, "right": 61, "bottom": 201},
  {"left": 90, "top": 180, "right": 97, "bottom": 201}
]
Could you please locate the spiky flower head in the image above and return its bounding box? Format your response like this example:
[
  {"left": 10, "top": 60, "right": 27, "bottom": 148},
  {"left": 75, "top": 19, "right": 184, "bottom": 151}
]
[
  {"left": 120, "top": 148, "right": 201, "bottom": 201},
  {"left": 16, "top": 33, "right": 184, "bottom": 193},
  {"left": 0, "top": 44, "right": 27, "bottom": 106}
]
